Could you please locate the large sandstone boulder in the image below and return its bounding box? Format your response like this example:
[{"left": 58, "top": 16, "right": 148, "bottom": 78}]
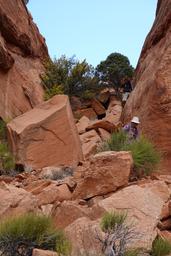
[
  {"left": 0, "top": 0, "right": 48, "bottom": 119},
  {"left": 72, "top": 151, "right": 133, "bottom": 199},
  {"left": 98, "top": 181, "right": 170, "bottom": 249},
  {"left": 123, "top": 0, "right": 171, "bottom": 173},
  {"left": 7, "top": 95, "right": 83, "bottom": 169}
]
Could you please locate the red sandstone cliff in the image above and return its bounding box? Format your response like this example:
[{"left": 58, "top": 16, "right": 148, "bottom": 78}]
[
  {"left": 123, "top": 0, "right": 171, "bottom": 172},
  {"left": 0, "top": 0, "right": 48, "bottom": 120}
]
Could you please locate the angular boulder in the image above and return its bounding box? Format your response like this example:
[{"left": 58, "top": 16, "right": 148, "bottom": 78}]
[
  {"left": 105, "top": 97, "right": 122, "bottom": 126},
  {"left": 36, "top": 184, "right": 72, "bottom": 206},
  {"left": 0, "top": 182, "right": 39, "bottom": 218},
  {"left": 80, "top": 130, "right": 102, "bottom": 159},
  {"left": 76, "top": 116, "right": 90, "bottom": 134},
  {"left": 74, "top": 108, "right": 97, "bottom": 120},
  {"left": 7, "top": 95, "right": 83, "bottom": 169},
  {"left": 91, "top": 98, "right": 106, "bottom": 116},
  {"left": 122, "top": 0, "right": 171, "bottom": 173},
  {"left": 72, "top": 151, "right": 133, "bottom": 199},
  {"left": 86, "top": 119, "right": 116, "bottom": 133}
]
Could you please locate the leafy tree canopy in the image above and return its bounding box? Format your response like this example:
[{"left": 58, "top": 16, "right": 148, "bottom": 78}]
[
  {"left": 96, "top": 52, "right": 134, "bottom": 89},
  {"left": 41, "top": 55, "right": 99, "bottom": 100}
]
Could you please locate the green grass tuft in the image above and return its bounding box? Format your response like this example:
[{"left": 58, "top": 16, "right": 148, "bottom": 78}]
[
  {"left": 101, "top": 211, "right": 127, "bottom": 232},
  {"left": 151, "top": 237, "right": 171, "bottom": 256}
]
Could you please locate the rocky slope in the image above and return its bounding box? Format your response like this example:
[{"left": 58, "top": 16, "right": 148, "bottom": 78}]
[
  {"left": 0, "top": 0, "right": 48, "bottom": 120},
  {"left": 123, "top": 0, "right": 171, "bottom": 173}
]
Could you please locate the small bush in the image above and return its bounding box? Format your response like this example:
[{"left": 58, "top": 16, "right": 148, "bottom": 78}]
[
  {"left": 101, "top": 211, "right": 127, "bottom": 232},
  {"left": 125, "top": 136, "right": 160, "bottom": 175},
  {"left": 99, "top": 211, "right": 137, "bottom": 256},
  {"left": 0, "top": 119, "right": 15, "bottom": 172},
  {"left": 99, "top": 131, "right": 160, "bottom": 176},
  {"left": 0, "top": 214, "right": 71, "bottom": 256},
  {"left": 98, "top": 130, "right": 128, "bottom": 152},
  {"left": 151, "top": 237, "right": 171, "bottom": 256}
]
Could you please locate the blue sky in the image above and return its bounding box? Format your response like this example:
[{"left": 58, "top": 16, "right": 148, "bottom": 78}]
[{"left": 28, "top": 1, "right": 157, "bottom": 68}]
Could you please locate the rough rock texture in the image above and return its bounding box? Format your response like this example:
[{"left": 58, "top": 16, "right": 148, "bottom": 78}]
[
  {"left": 0, "top": 182, "right": 39, "bottom": 218},
  {"left": 7, "top": 95, "right": 83, "bottom": 169},
  {"left": 106, "top": 96, "right": 122, "bottom": 126},
  {"left": 65, "top": 217, "right": 102, "bottom": 256},
  {"left": 123, "top": 0, "right": 171, "bottom": 172},
  {"left": 91, "top": 98, "right": 106, "bottom": 116},
  {"left": 52, "top": 201, "right": 105, "bottom": 229},
  {"left": 0, "top": 0, "right": 48, "bottom": 119},
  {"left": 80, "top": 130, "right": 102, "bottom": 159},
  {"left": 74, "top": 108, "right": 97, "bottom": 120},
  {"left": 98, "top": 181, "right": 170, "bottom": 249},
  {"left": 73, "top": 151, "right": 133, "bottom": 199},
  {"left": 98, "top": 128, "right": 111, "bottom": 141},
  {"left": 76, "top": 116, "right": 90, "bottom": 134},
  {"left": 36, "top": 184, "right": 72, "bottom": 206}
]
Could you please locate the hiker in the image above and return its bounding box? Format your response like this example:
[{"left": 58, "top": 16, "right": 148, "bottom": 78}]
[
  {"left": 123, "top": 116, "right": 140, "bottom": 141},
  {"left": 121, "top": 79, "right": 133, "bottom": 106}
]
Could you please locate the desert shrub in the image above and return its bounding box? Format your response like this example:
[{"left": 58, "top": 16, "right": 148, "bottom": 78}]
[
  {"left": 0, "top": 119, "right": 15, "bottom": 172},
  {"left": 151, "top": 237, "right": 171, "bottom": 256},
  {"left": 99, "top": 211, "right": 136, "bottom": 256},
  {"left": 99, "top": 131, "right": 160, "bottom": 176},
  {"left": 99, "top": 130, "right": 128, "bottom": 152},
  {"left": 0, "top": 214, "right": 71, "bottom": 256},
  {"left": 124, "top": 136, "right": 161, "bottom": 175},
  {"left": 41, "top": 56, "right": 99, "bottom": 100},
  {"left": 0, "top": 143, "right": 15, "bottom": 171},
  {"left": 101, "top": 211, "right": 127, "bottom": 232}
]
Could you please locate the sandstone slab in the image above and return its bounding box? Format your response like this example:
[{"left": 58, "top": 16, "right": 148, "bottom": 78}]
[
  {"left": 74, "top": 108, "right": 97, "bottom": 120},
  {"left": 7, "top": 95, "right": 83, "bottom": 169},
  {"left": 73, "top": 151, "right": 132, "bottom": 199}
]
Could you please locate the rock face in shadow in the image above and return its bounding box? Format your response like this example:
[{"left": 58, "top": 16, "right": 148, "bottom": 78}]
[
  {"left": 0, "top": 0, "right": 48, "bottom": 119},
  {"left": 123, "top": 0, "right": 171, "bottom": 172},
  {"left": 7, "top": 95, "right": 83, "bottom": 169}
]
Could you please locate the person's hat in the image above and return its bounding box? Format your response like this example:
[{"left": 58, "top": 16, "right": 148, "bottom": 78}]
[{"left": 131, "top": 116, "right": 140, "bottom": 124}]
